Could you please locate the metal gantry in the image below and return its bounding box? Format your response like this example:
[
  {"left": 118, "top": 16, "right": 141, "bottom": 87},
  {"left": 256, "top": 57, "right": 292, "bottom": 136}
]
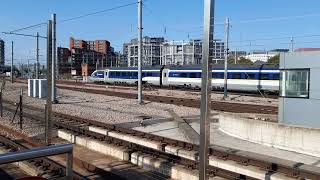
[
  {"left": 45, "top": 19, "right": 53, "bottom": 145},
  {"left": 36, "top": 32, "right": 40, "bottom": 79},
  {"left": 52, "top": 14, "right": 57, "bottom": 103},
  {"left": 199, "top": 0, "right": 214, "bottom": 180},
  {"left": 291, "top": 36, "right": 294, "bottom": 52},
  {"left": 11, "top": 41, "right": 13, "bottom": 83},
  {"left": 223, "top": 17, "right": 230, "bottom": 99},
  {"left": 138, "top": 0, "right": 143, "bottom": 104}
]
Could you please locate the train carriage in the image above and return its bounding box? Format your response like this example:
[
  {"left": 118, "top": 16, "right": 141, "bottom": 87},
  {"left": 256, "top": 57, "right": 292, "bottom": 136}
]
[
  {"left": 90, "top": 64, "right": 280, "bottom": 93},
  {"left": 163, "top": 64, "right": 279, "bottom": 92},
  {"left": 90, "top": 67, "right": 162, "bottom": 85}
]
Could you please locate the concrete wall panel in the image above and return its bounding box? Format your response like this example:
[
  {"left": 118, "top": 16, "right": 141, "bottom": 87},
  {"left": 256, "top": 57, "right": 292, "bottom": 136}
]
[{"left": 219, "top": 113, "right": 320, "bottom": 157}]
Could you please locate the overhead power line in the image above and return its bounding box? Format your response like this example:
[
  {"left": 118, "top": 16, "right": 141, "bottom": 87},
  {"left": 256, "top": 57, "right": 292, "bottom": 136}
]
[
  {"left": 234, "top": 12, "right": 320, "bottom": 24},
  {"left": 2, "top": 32, "right": 47, "bottom": 39},
  {"left": 9, "top": 22, "right": 47, "bottom": 33},
  {"left": 153, "top": 11, "right": 320, "bottom": 34},
  {"left": 58, "top": 2, "right": 137, "bottom": 24},
  {"left": 6, "top": 2, "right": 137, "bottom": 33},
  {"left": 230, "top": 34, "right": 320, "bottom": 44}
]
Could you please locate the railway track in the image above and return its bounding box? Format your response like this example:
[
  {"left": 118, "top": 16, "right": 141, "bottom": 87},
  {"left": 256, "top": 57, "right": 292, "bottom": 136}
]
[
  {"left": 2, "top": 100, "right": 319, "bottom": 179},
  {"left": 57, "top": 79, "right": 279, "bottom": 99},
  {"left": 58, "top": 84, "right": 278, "bottom": 115},
  {"left": 0, "top": 128, "right": 85, "bottom": 179},
  {"left": 13, "top": 78, "right": 278, "bottom": 115},
  {"left": 2, "top": 100, "right": 252, "bottom": 179}
]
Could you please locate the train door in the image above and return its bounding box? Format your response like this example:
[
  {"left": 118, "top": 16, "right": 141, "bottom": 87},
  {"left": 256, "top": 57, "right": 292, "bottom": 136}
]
[
  {"left": 162, "top": 68, "right": 169, "bottom": 86},
  {"left": 104, "top": 69, "right": 109, "bottom": 83},
  {"left": 159, "top": 66, "right": 165, "bottom": 86}
]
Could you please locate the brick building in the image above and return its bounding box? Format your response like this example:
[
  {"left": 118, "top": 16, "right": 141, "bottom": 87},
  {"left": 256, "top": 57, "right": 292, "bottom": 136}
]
[
  {"left": 60, "top": 37, "right": 117, "bottom": 76},
  {"left": 57, "top": 47, "right": 71, "bottom": 75},
  {"left": 70, "top": 37, "right": 111, "bottom": 55}
]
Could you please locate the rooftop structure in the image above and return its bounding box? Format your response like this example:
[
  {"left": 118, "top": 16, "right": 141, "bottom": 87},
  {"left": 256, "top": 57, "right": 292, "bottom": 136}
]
[
  {"left": 124, "top": 36, "right": 164, "bottom": 67},
  {"left": 123, "top": 37, "right": 225, "bottom": 67},
  {"left": 245, "top": 51, "right": 278, "bottom": 63},
  {"left": 161, "top": 40, "right": 203, "bottom": 65},
  {"left": 294, "top": 48, "right": 320, "bottom": 52}
]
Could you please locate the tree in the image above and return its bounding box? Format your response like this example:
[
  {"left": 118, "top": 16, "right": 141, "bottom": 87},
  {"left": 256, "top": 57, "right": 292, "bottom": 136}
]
[
  {"left": 267, "top": 54, "right": 280, "bottom": 64},
  {"left": 237, "top": 57, "right": 253, "bottom": 64},
  {"left": 217, "top": 57, "right": 253, "bottom": 65}
]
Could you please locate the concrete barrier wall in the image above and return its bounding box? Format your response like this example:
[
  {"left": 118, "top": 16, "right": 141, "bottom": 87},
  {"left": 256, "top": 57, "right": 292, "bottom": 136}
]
[{"left": 219, "top": 113, "right": 320, "bottom": 157}]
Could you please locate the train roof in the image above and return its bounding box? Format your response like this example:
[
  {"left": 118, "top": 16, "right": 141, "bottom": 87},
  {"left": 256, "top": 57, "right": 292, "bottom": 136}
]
[
  {"left": 99, "top": 64, "right": 279, "bottom": 71},
  {"left": 166, "top": 64, "right": 279, "bottom": 70},
  {"left": 103, "top": 65, "right": 163, "bottom": 71}
]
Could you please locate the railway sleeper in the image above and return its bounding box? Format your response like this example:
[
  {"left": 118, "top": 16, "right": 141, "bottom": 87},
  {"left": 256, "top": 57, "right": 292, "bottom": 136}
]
[{"left": 5, "top": 102, "right": 317, "bottom": 179}]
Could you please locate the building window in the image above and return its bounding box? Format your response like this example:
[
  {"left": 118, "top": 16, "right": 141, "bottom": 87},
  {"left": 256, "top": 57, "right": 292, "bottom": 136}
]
[{"left": 280, "top": 69, "right": 309, "bottom": 98}]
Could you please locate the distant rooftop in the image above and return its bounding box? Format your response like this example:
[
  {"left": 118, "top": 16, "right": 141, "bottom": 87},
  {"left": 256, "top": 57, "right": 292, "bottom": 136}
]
[{"left": 294, "top": 48, "right": 320, "bottom": 52}]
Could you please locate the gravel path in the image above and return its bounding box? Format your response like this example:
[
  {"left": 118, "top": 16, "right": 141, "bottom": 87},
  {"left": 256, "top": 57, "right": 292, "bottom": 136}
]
[
  {"left": 0, "top": 81, "right": 278, "bottom": 146},
  {"left": 59, "top": 83, "right": 279, "bottom": 107},
  {"left": 3, "top": 82, "right": 200, "bottom": 127}
]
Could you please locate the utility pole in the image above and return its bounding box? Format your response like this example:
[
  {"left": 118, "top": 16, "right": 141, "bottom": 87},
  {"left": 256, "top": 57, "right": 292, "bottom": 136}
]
[
  {"left": 52, "top": 14, "right": 57, "bottom": 103},
  {"left": 291, "top": 36, "right": 294, "bottom": 52},
  {"left": 11, "top": 41, "right": 13, "bottom": 83},
  {"left": 36, "top": 32, "right": 39, "bottom": 79},
  {"left": 199, "top": 0, "right": 214, "bottom": 180},
  {"left": 235, "top": 49, "right": 237, "bottom": 64},
  {"left": 27, "top": 59, "right": 30, "bottom": 78},
  {"left": 118, "top": 51, "right": 121, "bottom": 67},
  {"left": 20, "top": 58, "right": 23, "bottom": 78},
  {"left": 223, "top": 17, "right": 230, "bottom": 100},
  {"left": 138, "top": 0, "right": 143, "bottom": 104},
  {"left": 45, "top": 20, "right": 53, "bottom": 145}
]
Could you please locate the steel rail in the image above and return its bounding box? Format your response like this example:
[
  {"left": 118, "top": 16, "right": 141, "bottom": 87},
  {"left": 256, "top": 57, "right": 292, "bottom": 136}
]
[{"left": 2, "top": 101, "right": 319, "bottom": 179}]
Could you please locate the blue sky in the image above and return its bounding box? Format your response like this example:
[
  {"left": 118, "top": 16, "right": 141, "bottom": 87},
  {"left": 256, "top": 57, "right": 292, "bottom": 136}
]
[{"left": 1, "top": 0, "right": 320, "bottom": 65}]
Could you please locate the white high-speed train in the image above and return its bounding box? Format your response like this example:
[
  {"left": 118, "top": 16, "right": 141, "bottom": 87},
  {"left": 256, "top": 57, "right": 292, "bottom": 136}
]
[{"left": 90, "top": 64, "right": 280, "bottom": 92}]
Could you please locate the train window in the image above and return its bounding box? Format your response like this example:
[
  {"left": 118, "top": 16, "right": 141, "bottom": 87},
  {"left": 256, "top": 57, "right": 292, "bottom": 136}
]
[
  {"left": 212, "top": 73, "right": 217, "bottom": 78},
  {"left": 169, "top": 72, "right": 180, "bottom": 77},
  {"left": 232, "top": 73, "right": 242, "bottom": 79},
  {"left": 96, "top": 71, "right": 104, "bottom": 78},
  {"left": 121, "top": 72, "right": 127, "bottom": 77},
  {"left": 116, "top": 72, "right": 121, "bottom": 77},
  {"left": 273, "top": 74, "right": 279, "bottom": 80},
  {"left": 280, "top": 69, "right": 309, "bottom": 98},
  {"left": 189, "top": 73, "right": 197, "bottom": 78},
  {"left": 164, "top": 73, "right": 167, "bottom": 77},
  {"left": 110, "top": 72, "right": 115, "bottom": 77},
  {"left": 147, "top": 72, "right": 153, "bottom": 77},
  {"left": 245, "top": 73, "right": 256, "bottom": 79},
  {"left": 212, "top": 73, "right": 221, "bottom": 79},
  {"left": 105, "top": 72, "right": 108, "bottom": 77},
  {"left": 260, "top": 73, "right": 270, "bottom": 80},
  {"left": 133, "top": 72, "right": 138, "bottom": 78},
  {"left": 181, "top": 73, "right": 188, "bottom": 78}
]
